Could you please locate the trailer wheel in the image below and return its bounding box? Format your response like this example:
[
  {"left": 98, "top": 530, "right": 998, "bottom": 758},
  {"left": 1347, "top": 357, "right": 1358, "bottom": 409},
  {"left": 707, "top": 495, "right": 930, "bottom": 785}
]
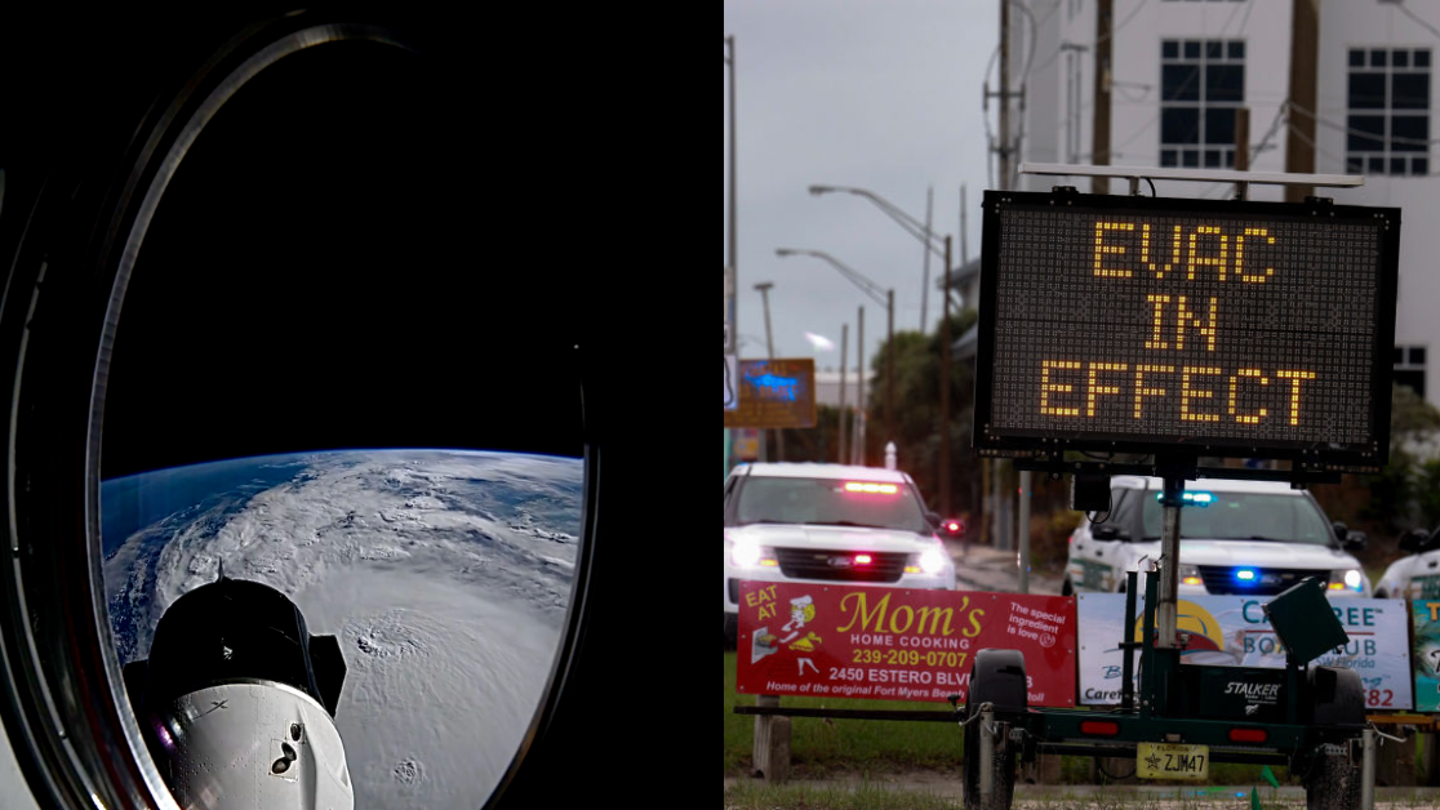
[
  {"left": 1305, "top": 743, "right": 1361, "bottom": 810},
  {"left": 963, "top": 649, "right": 1026, "bottom": 810},
  {"left": 1303, "top": 667, "right": 1364, "bottom": 810}
]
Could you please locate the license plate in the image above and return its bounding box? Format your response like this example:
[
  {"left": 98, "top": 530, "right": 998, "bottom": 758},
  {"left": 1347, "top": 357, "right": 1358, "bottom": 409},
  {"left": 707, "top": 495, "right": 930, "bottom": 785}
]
[{"left": 1136, "top": 742, "right": 1209, "bottom": 781}]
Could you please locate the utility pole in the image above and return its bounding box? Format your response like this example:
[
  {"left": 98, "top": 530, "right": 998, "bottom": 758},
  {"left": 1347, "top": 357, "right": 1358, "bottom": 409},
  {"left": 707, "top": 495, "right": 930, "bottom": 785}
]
[
  {"left": 1092, "top": 0, "right": 1113, "bottom": 195},
  {"left": 997, "top": 18, "right": 1030, "bottom": 587},
  {"left": 960, "top": 185, "right": 969, "bottom": 267},
  {"left": 939, "top": 236, "right": 952, "bottom": 517},
  {"left": 993, "top": 2, "right": 1018, "bottom": 552},
  {"left": 963, "top": 185, "right": 982, "bottom": 545},
  {"left": 1285, "top": 0, "right": 1319, "bottom": 203},
  {"left": 999, "top": 0, "right": 1012, "bottom": 191},
  {"left": 838, "top": 323, "right": 849, "bottom": 464}
]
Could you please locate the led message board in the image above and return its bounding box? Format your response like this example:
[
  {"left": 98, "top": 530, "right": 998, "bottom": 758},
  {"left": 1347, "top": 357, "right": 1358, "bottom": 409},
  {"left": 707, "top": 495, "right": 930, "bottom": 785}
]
[{"left": 975, "top": 190, "right": 1400, "bottom": 468}]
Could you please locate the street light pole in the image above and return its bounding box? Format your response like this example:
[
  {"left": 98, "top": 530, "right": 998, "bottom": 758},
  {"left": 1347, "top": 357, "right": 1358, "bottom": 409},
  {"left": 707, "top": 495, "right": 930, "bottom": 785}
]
[
  {"left": 725, "top": 36, "right": 739, "bottom": 475},
  {"left": 754, "top": 281, "right": 783, "bottom": 461},
  {"left": 725, "top": 37, "right": 738, "bottom": 351},
  {"left": 809, "top": 185, "right": 946, "bottom": 259},
  {"left": 775, "top": 248, "right": 894, "bottom": 457},
  {"left": 856, "top": 305, "right": 865, "bottom": 466},
  {"left": 922, "top": 186, "right": 933, "bottom": 332},
  {"left": 754, "top": 282, "right": 775, "bottom": 360}
]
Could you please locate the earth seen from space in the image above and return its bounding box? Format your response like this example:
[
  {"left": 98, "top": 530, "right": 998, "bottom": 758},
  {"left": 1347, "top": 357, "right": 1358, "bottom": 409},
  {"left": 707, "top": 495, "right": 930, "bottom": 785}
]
[{"left": 101, "top": 448, "right": 582, "bottom": 810}]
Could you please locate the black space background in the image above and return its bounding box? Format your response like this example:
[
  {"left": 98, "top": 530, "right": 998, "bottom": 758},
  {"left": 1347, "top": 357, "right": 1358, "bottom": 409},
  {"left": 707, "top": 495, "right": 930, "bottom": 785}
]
[
  {"left": 100, "top": 38, "right": 588, "bottom": 476},
  {"left": 0, "top": 7, "right": 693, "bottom": 808}
]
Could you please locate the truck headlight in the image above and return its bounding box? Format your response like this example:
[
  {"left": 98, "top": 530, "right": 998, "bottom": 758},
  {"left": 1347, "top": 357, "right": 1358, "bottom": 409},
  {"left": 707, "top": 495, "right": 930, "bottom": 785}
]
[
  {"left": 729, "top": 538, "right": 777, "bottom": 569},
  {"left": 1329, "top": 569, "right": 1365, "bottom": 592},
  {"left": 917, "top": 547, "right": 949, "bottom": 575}
]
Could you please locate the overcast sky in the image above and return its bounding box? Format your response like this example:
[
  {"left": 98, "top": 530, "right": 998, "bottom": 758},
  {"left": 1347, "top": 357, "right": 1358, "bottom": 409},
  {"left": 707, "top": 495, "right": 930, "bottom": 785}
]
[{"left": 725, "top": 0, "right": 1001, "bottom": 372}]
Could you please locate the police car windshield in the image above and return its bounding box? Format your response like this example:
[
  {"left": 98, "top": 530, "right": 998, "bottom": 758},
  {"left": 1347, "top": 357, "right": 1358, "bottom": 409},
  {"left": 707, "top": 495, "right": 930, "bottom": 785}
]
[
  {"left": 735, "top": 476, "right": 929, "bottom": 533},
  {"left": 1140, "top": 491, "right": 1332, "bottom": 545}
]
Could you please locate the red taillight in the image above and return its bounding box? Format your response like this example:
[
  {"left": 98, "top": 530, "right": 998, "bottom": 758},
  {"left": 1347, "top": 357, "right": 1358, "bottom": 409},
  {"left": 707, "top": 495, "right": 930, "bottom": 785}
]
[
  {"left": 1229, "top": 728, "right": 1267, "bottom": 743},
  {"left": 854, "top": 554, "right": 873, "bottom": 566},
  {"left": 1080, "top": 721, "right": 1120, "bottom": 736}
]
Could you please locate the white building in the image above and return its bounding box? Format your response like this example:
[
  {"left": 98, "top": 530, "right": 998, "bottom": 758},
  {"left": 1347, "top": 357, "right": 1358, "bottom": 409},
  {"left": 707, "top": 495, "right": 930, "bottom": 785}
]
[
  {"left": 1008, "top": 0, "right": 1437, "bottom": 400},
  {"left": 814, "top": 368, "right": 868, "bottom": 408}
]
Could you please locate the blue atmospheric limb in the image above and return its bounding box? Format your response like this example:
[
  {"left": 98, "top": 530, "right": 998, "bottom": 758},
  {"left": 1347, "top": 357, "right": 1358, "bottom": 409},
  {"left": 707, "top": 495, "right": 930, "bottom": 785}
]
[{"left": 748, "top": 373, "right": 798, "bottom": 402}]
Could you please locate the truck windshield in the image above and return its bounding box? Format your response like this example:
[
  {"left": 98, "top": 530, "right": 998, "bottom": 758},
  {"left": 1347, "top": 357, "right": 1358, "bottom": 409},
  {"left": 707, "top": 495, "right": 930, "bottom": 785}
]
[
  {"left": 1140, "top": 492, "right": 1332, "bottom": 545},
  {"left": 734, "top": 476, "right": 929, "bottom": 533}
]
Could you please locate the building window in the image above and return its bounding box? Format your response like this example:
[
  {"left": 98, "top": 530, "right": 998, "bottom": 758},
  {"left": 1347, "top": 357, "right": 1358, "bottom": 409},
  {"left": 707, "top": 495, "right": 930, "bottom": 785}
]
[
  {"left": 1347, "top": 48, "right": 1430, "bottom": 177},
  {"left": 1160, "top": 39, "right": 1245, "bottom": 169},
  {"left": 1396, "top": 345, "right": 1427, "bottom": 399}
]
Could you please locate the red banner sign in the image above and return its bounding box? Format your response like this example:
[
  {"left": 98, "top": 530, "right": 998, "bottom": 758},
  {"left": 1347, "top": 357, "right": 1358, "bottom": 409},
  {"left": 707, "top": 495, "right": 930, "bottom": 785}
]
[{"left": 735, "top": 581, "right": 1076, "bottom": 706}]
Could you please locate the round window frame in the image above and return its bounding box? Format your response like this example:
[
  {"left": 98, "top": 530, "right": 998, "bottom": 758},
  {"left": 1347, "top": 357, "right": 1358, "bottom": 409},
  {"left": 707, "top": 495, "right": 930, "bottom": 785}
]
[{"left": 0, "top": 12, "right": 598, "bottom": 810}]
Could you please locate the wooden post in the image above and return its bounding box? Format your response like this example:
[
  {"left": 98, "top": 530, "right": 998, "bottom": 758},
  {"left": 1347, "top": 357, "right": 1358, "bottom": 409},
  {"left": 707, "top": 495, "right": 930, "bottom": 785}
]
[
  {"left": 1091, "top": 0, "right": 1112, "bottom": 194},
  {"left": 1420, "top": 732, "right": 1440, "bottom": 785},
  {"left": 1234, "top": 107, "right": 1250, "bottom": 200},
  {"left": 751, "top": 695, "right": 791, "bottom": 783},
  {"left": 1284, "top": 0, "right": 1318, "bottom": 202},
  {"left": 1375, "top": 731, "right": 1417, "bottom": 786}
]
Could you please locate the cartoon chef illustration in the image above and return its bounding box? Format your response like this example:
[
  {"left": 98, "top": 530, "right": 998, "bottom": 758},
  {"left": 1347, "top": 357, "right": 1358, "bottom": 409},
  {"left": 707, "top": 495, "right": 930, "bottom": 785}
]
[
  {"left": 778, "top": 594, "right": 821, "bottom": 675},
  {"left": 779, "top": 594, "right": 816, "bottom": 644}
]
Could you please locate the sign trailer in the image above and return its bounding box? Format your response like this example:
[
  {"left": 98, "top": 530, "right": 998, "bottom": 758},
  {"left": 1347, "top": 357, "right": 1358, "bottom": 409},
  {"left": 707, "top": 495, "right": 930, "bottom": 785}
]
[{"left": 958, "top": 168, "right": 1401, "bottom": 810}]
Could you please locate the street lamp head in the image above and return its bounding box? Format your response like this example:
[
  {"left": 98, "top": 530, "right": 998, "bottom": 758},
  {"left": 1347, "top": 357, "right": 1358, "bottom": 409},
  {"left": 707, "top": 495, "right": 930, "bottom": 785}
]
[
  {"left": 808, "top": 185, "right": 836, "bottom": 196},
  {"left": 753, "top": 281, "right": 774, "bottom": 292},
  {"left": 775, "top": 248, "right": 798, "bottom": 257}
]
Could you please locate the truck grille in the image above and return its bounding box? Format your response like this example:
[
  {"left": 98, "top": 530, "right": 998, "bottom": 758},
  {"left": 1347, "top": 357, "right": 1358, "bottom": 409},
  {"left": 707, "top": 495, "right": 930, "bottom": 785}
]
[
  {"left": 775, "top": 548, "right": 909, "bottom": 583},
  {"left": 1197, "top": 566, "right": 1322, "bottom": 596}
]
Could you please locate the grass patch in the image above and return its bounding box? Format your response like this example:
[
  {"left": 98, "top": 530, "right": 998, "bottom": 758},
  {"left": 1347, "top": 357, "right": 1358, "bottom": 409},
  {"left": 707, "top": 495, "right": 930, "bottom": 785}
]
[
  {"left": 723, "top": 782, "right": 1320, "bottom": 810},
  {"left": 725, "top": 651, "right": 967, "bottom": 776},
  {"left": 723, "top": 780, "right": 960, "bottom": 810},
  {"left": 727, "top": 651, "right": 1300, "bottom": 787}
]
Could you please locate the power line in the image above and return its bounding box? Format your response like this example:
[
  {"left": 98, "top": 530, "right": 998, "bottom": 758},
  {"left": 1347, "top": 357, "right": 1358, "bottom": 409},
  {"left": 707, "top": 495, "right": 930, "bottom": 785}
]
[
  {"left": 1284, "top": 119, "right": 1351, "bottom": 173},
  {"left": 1033, "top": 0, "right": 1261, "bottom": 167},
  {"left": 1248, "top": 99, "right": 1289, "bottom": 158},
  {"left": 1288, "top": 100, "right": 1440, "bottom": 147},
  {"left": 1395, "top": 2, "right": 1440, "bottom": 43},
  {"left": 1287, "top": 100, "right": 1440, "bottom": 178},
  {"left": 1033, "top": 0, "right": 1151, "bottom": 75}
]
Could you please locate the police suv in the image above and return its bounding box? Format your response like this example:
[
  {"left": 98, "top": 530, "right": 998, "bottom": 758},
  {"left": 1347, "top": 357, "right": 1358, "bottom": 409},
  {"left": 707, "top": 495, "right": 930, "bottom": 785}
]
[
  {"left": 1064, "top": 475, "right": 1370, "bottom": 597},
  {"left": 723, "top": 463, "right": 956, "bottom": 646},
  {"left": 1373, "top": 528, "right": 1440, "bottom": 599}
]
